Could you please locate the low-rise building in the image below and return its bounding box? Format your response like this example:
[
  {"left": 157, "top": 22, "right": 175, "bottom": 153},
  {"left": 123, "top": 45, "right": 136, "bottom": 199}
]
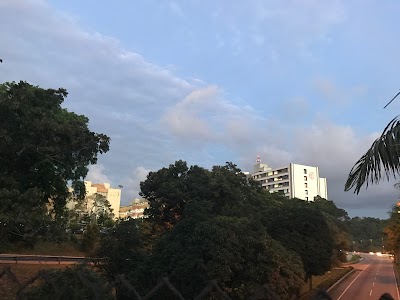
[{"left": 119, "top": 198, "right": 149, "bottom": 220}]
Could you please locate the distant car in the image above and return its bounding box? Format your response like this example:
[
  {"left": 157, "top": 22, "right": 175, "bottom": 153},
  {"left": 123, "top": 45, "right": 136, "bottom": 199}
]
[
  {"left": 369, "top": 252, "right": 374, "bottom": 255},
  {"left": 376, "top": 252, "right": 382, "bottom": 256}
]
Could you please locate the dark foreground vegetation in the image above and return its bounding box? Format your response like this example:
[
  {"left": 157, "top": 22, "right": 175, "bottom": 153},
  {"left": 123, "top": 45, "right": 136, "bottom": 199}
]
[{"left": 0, "top": 82, "right": 393, "bottom": 299}]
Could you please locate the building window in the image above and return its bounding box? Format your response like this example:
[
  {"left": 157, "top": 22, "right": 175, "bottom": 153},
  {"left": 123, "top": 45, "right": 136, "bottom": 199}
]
[
  {"left": 305, "top": 190, "right": 308, "bottom": 195},
  {"left": 304, "top": 183, "right": 308, "bottom": 188},
  {"left": 304, "top": 176, "right": 307, "bottom": 181},
  {"left": 304, "top": 169, "right": 307, "bottom": 174},
  {"left": 305, "top": 197, "right": 309, "bottom": 201}
]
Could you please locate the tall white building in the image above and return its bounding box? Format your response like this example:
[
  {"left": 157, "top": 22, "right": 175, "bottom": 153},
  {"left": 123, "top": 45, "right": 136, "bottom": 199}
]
[{"left": 251, "top": 158, "right": 328, "bottom": 201}]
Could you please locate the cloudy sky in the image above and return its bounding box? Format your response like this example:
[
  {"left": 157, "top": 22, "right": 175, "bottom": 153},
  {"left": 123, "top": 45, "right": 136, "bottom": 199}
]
[{"left": 2, "top": 0, "right": 400, "bottom": 218}]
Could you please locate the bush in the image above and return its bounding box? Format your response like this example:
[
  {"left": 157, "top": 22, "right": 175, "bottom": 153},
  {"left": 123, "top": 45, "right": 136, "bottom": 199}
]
[
  {"left": 81, "top": 222, "right": 100, "bottom": 253},
  {"left": 23, "top": 265, "right": 113, "bottom": 300}
]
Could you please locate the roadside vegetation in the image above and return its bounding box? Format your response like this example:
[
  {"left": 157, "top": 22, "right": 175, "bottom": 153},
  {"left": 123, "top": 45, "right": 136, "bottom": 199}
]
[{"left": 0, "top": 81, "right": 394, "bottom": 299}]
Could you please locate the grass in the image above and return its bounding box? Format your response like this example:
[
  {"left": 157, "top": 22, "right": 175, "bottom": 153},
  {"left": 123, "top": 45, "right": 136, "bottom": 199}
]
[
  {"left": 5, "top": 241, "right": 86, "bottom": 257},
  {"left": 299, "top": 267, "right": 353, "bottom": 300},
  {"left": 0, "top": 264, "right": 68, "bottom": 300}
]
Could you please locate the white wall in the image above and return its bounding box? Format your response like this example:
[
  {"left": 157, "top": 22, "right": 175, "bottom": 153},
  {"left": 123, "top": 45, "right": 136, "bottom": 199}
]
[{"left": 290, "top": 163, "right": 320, "bottom": 201}]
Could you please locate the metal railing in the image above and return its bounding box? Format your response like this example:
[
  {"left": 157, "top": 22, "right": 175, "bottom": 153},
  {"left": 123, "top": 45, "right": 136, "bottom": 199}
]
[
  {"left": 0, "top": 266, "right": 283, "bottom": 300},
  {"left": 0, "top": 254, "right": 87, "bottom": 264}
]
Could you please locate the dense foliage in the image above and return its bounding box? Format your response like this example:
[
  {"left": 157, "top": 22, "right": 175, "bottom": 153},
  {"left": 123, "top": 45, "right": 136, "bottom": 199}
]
[
  {"left": 263, "top": 199, "right": 334, "bottom": 288},
  {"left": 24, "top": 265, "right": 113, "bottom": 300},
  {"left": 384, "top": 205, "right": 400, "bottom": 263},
  {"left": 346, "top": 217, "right": 387, "bottom": 252},
  {"left": 98, "top": 161, "right": 353, "bottom": 299},
  {"left": 0, "top": 81, "right": 110, "bottom": 248}
]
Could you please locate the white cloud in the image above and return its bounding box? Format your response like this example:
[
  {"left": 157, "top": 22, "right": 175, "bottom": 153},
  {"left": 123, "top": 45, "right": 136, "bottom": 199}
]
[
  {"left": 313, "top": 77, "right": 367, "bottom": 105},
  {"left": 122, "top": 166, "right": 151, "bottom": 204},
  {"left": 210, "top": 0, "right": 347, "bottom": 59},
  {"left": 1, "top": 0, "right": 396, "bottom": 218},
  {"left": 87, "top": 164, "right": 111, "bottom": 184}
]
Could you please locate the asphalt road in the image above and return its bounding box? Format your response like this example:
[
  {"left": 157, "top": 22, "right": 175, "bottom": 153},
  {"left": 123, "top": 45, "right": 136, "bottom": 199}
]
[{"left": 329, "top": 254, "right": 400, "bottom": 300}]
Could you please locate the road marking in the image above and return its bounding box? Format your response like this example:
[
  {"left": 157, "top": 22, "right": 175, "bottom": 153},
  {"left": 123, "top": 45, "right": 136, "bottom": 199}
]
[
  {"left": 391, "top": 262, "right": 400, "bottom": 300},
  {"left": 337, "top": 264, "right": 371, "bottom": 300},
  {"left": 370, "top": 290, "right": 373, "bottom": 296}
]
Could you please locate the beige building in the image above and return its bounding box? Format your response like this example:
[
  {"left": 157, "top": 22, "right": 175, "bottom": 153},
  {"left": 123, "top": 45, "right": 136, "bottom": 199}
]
[
  {"left": 67, "top": 181, "right": 121, "bottom": 220},
  {"left": 119, "top": 199, "right": 149, "bottom": 220},
  {"left": 251, "top": 158, "right": 328, "bottom": 201}
]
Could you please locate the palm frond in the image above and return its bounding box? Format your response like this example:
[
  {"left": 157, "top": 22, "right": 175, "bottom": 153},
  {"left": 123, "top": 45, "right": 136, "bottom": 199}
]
[
  {"left": 394, "top": 182, "right": 400, "bottom": 191},
  {"left": 383, "top": 91, "right": 400, "bottom": 109},
  {"left": 345, "top": 116, "right": 400, "bottom": 194}
]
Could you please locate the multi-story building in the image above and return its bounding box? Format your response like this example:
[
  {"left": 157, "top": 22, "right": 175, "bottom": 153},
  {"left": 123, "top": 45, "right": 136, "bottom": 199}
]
[
  {"left": 119, "top": 198, "right": 149, "bottom": 220},
  {"left": 67, "top": 181, "right": 121, "bottom": 220},
  {"left": 251, "top": 157, "right": 328, "bottom": 201}
]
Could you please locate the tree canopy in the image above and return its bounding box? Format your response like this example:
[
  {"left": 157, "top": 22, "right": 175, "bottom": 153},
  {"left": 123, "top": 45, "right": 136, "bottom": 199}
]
[
  {"left": 139, "top": 212, "right": 305, "bottom": 299},
  {"left": 0, "top": 81, "right": 110, "bottom": 247},
  {"left": 118, "top": 161, "right": 343, "bottom": 298},
  {"left": 262, "top": 198, "right": 334, "bottom": 288}
]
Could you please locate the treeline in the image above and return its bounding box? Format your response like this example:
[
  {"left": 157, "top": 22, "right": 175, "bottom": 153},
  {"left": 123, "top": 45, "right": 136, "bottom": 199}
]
[
  {"left": 93, "top": 161, "right": 351, "bottom": 299},
  {"left": 346, "top": 217, "right": 387, "bottom": 253},
  {"left": 0, "top": 82, "right": 391, "bottom": 299}
]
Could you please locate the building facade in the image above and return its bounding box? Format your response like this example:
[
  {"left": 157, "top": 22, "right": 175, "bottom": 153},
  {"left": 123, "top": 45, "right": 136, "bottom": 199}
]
[
  {"left": 251, "top": 159, "right": 328, "bottom": 201},
  {"left": 119, "top": 199, "right": 149, "bottom": 220},
  {"left": 67, "top": 181, "right": 121, "bottom": 220}
]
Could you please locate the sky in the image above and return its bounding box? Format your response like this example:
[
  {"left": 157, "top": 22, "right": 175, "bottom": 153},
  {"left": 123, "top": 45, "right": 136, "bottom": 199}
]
[{"left": 1, "top": 0, "right": 400, "bottom": 219}]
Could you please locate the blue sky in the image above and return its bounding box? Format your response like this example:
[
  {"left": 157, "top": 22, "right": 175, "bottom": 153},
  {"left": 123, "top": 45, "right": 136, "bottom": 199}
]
[{"left": 2, "top": 0, "right": 400, "bottom": 218}]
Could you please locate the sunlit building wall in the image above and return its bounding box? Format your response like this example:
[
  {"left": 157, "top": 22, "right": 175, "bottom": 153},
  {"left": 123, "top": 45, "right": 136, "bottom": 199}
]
[
  {"left": 119, "top": 198, "right": 149, "bottom": 220},
  {"left": 66, "top": 181, "right": 121, "bottom": 219},
  {"left": 251, "top": 159, "right": 328, "bottom": 201}
]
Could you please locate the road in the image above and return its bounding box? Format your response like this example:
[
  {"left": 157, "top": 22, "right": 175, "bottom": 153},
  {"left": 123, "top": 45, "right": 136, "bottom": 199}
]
[{"left": 329, "top": 253, "right": 400, "bottom": 300}]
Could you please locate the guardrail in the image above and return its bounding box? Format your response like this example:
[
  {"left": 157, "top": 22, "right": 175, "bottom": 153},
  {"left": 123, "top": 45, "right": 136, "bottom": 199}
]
[{"left": 0, "top": 254, "right": 97, "bottom": 264}]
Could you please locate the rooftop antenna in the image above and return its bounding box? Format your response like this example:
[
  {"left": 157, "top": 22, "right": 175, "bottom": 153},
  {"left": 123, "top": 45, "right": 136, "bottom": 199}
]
[{"left": 256, "top": 155, "right": 261, "bottom": 164}]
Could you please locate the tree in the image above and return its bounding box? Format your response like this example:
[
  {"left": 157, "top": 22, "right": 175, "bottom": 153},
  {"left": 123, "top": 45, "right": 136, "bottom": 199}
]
[
  {"left": 384, "top": 205, "right": 400, "bottom": 263},
  {"left": 140, "top": 161, "right": 273, "bottom": 232},
  {"left": 263, "top": 199, "right": 334, "bottom": 290},
  {"left": 70, "top": 193, "right": 115, "bottom": 228},
  {"left": 138, "top": 206, "right": 305, "bottom": 300},
  {"left": 0, "top": 188, "right": 51, "bottom": 248},
  {"left": 311, "top": 196, "right": 350, "bottom": 264},
  {"left": 96, "top": 219, "right": 145, "bottom": 278},
  {"left": 345, "top": 116, "right": 400, "bottom": 194},
  {"left": 96, "top": 219, "right": 146, "bottom": 299},
  {"left": 347, "top": 216, "right": 387, "bottom": 252},
  {"left": 140, "top": 160, "right": 211, "bottom": 230},
  {"left": 0, "top": 81, "right": 110, "bottom": 246}
]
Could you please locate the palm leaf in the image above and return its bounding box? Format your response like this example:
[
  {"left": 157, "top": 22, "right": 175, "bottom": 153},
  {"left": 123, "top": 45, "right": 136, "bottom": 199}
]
[
  {"left": 345, "top": 116, "right": 400, "bottom": 194},
  {"left": 394, "top": 182, "right": 400, "bottom": 191}
]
